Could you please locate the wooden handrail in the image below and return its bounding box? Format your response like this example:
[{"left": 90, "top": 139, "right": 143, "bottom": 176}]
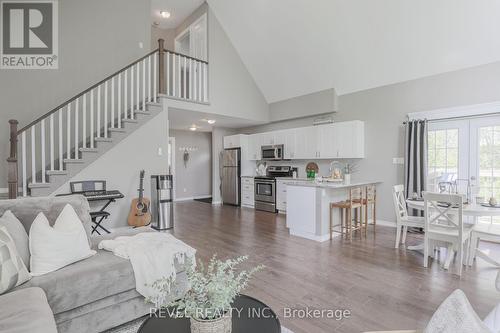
[
  {"left": 7, "top": 120, "right": 18, "bottom": 199},
  {"left": 17, "top": 46, "right": 209, "bottom": 134}
]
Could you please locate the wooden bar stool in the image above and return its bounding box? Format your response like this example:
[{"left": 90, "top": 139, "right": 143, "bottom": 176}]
[
  {"left": 363, "top": 185, "right": 376, "bottom": 233},
  {"left": 330, "top": 187, "right": 364, "bottom": 240}
]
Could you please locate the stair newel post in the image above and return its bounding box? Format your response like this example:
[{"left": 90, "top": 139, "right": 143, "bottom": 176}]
[
  {"left": 158, "top": 39, "right": 165, "bottom": 95},
  {"left": 7, "top": 119, "right": 18, "bottom": 199}
]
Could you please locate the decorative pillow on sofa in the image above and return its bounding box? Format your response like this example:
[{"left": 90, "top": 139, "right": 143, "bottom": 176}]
[
  {"left": 0, "top": 226, "right": 31, "bottom": 294},
  {"left": 424, "top": 289, "right": 491, "bottom": 333},
  {"left": 0, "top": 210, "right": 30, "bottom": 268},
  {"left": 29, "top": 204, "right": 96, "bottom": 276}
]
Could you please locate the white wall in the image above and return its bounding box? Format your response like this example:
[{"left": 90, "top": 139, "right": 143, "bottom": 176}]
[
  {"left": 242, "top": 61, "right": 500, "bottom": 224},
  {"left": 53, "top": 105, "right": 170, "bottom": 229},
  {"left": 170, "top": 130, "right": 212, "bottom": 200},
  {"left": 0, "top": 0, "right": 151, "bottom": 187}
]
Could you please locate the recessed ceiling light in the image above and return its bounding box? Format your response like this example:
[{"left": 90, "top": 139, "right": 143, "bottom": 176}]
[
  {"left": 160, "top": 11, "right": 171, "bottom": 18},
  {"left": 189, "top": 125, "right": 197, "bottom": 131},
  {"left": 207, "top": 119, "right": 216, "bottom": 124}
]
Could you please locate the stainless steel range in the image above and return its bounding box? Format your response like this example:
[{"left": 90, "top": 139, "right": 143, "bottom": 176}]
[{"left": 254, "top": 166, "right": 295, "bottom": 213}]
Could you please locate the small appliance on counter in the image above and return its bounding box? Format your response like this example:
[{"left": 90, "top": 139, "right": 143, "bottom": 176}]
[
  {"left": 254, "top": 166, "right": 297, "bottom": 213},
  {"left": 151, "top": 175, "right": 174, "bottom": 230}
]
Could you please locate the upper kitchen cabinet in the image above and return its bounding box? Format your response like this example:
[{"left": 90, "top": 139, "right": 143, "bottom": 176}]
[
  {"left": 246, "top": 134, "right": 261, "bottom": 160},
  {"left": 294, "top": 126, "right": 318, "bottom": 159},
  {"left": 316, "top": 121, "right": 365, "bottom": 159},
  {"left": 223, "top": 134, "right": 247, "bottom": 149}
]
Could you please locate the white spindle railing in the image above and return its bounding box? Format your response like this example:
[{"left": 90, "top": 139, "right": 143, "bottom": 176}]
[{"left": 13, "top": 47, "right": 209, "bottom": 197}]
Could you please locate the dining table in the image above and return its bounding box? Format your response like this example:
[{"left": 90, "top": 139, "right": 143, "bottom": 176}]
[{"left": 406, "top": 199, "right": 500, "bottom": 268}]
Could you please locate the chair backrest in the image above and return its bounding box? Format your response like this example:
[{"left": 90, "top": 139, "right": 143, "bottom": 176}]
[
  {"left": 392, "top": 185, "right": 408, "bottom": 222},
  {"left": 348, "top": 186, "right": 363, "bottom": 205},
  {"left": 365, "top": 184, "right": 376, "bottom": 202},
  {"left": 423, "top": 192, "right": 463, "bottom": 237}
]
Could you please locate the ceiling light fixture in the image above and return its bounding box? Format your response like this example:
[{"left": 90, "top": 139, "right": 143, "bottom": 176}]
[
  {"left": 207, "top": 119, "right": 216, "bottom": 124},
  {"left": 189, "top": 125, "right": 197, "bottom": 131},
  {"left": 160, "top": 11, "right": 171, "bottom": 18}
]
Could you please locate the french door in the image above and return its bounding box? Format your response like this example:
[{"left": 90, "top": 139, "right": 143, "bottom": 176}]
[{"left": 427, "top": 115, "right": 500, "bottom": 223}]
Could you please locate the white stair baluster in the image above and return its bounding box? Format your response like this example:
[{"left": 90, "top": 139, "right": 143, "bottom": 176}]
[
  {"left": 41, "top": 120, "right": 45, "bottom": 183},
  {"left": 136, "top": 63, "right": 140, "bottom": 110},
  {"left": 131, "top": 65, "right": 135, "bottom": 118},
  {"left": 194, "top": 61, "right": 197, "bottom": 101},
  {"left": 82, "top": 94, "right": 86, "bottom": 148},
  {"left": 178, "top": 55, "right": 181, "bottom": 97},
  {"left": 189, "top": 59, "right": 192, "bottom": 100},
  {"left": 118, "top": 73, "right": 121, "bottom": 128},
  {"left": 21, "top": 131, "right": 27, "bottom": 196},
  {"left": 58, "top": 110, "right": 63, "bottom": 170},
  {"left": 75, "top": 98, "right": 79, "bottom": 159},
  {"left": 97, "top": 86, "right": 101, "bottom": 138},
  {"left": 172, "top": 54, "right": 176, "bottom": 97},
  {"left": 142, "top": 59, "right": 146, "bottom": 111},
  {"left": 104, "top": 81, "right": 108, "bottom": 138},
  {"left": 203, "top": 63, "right": 208, "bottom": 102},
  {"left": 124, "top": 70, "right": 128, "bottom": 120},
  {"left": 66, "top": 104, "right": 71, "bottom": 159},
  {"left": 50, "top": 114, "right": 54, "bottom": 172},
  {"left": 183, "top": 57, "right": 187, "bottom": 99},
  {"left": 148, "top": 55, "right": 152, "bottom": 102},
  {"left": 111, "top": 77, "right": 115, "bottom": 128},
  {"left": 166, "top": 52, "right": 170, "bottom": 96},
  {"left": 90, "top": 90, "right": 94, "bottom": 148},
  {"left": 153, "top": 52, "right": 157, "bottom": 101},
  {"left": 31, "top": 126, "right": 36, "bottom": 184},
  {"left": 198, "top": 62, "right": 202, "bottom": 101}
]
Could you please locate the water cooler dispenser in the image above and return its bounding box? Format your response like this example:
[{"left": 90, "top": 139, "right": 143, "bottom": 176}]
[{"left": 151, "top": 175, "right": 174, "bottom": 230}]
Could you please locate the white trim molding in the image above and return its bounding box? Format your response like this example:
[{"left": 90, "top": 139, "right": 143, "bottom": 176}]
[{"left": 408, "top": 101, "right": 500, "bottom": 121}]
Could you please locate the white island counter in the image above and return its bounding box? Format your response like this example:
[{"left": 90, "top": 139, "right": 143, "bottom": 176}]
[{"left": 285, "top": 180, "right": 381, "bottom": 242}]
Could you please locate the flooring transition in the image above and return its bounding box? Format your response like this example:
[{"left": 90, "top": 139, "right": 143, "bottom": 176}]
[{"left": 168, "top": 201, "right": 500, "bottom": 333}]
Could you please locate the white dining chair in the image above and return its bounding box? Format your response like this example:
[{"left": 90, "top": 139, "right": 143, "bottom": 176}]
[
  {"left": 423, "top": 192, "right": 473, "bottom": 276},
  {"left": 392, "top": 185, "right": 425, "bottom": 248},
  {"left": 468, "top": 223, "right": 500, "bottom": 266}
]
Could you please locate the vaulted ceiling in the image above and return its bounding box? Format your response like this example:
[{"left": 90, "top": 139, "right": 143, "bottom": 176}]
[{"left": 207, "top": 0, "right": 500, "bottom": 103}]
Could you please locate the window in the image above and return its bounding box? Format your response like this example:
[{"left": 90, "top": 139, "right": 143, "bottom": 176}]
[{"left": 427, "top": 128, "right": 459, "bottom": 192}]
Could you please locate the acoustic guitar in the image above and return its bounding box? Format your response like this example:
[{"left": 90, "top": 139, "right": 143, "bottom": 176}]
[{"left": 127, "top": 170, "right": 152, "bottom": 227}]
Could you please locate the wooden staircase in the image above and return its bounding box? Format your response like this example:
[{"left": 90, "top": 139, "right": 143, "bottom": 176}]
[{"left": 7, "top": 39, "right": 209, "bottom": 198}]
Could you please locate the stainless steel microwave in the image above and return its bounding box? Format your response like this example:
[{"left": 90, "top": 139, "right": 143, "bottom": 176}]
[{"left": 261, "top": 145, "right": 284, "bottom": 161}]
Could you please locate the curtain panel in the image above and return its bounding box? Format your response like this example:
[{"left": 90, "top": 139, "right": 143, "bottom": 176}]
[{"left": 404, "top": 120, "right": 428, "bottom": 205}]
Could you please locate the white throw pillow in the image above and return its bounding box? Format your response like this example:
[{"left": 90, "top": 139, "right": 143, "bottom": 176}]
[
  {"left": 424, "top": 289, "right": 491, "bottom": 333},
  {"left": 0, "top": 226, "right": 31, "bottom": 294},
  {"left": 484, "top": 302, "right": 500, "bottom": 333},
  {"left": 29, "top": 204, "right": 96, "bottom": 276}
]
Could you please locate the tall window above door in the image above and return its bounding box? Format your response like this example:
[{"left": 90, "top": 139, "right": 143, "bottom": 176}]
[{"left": 175, "top": 13, "right": 207, "bottom": 61}]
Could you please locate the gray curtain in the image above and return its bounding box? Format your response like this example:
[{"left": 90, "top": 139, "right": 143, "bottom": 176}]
[{"left": 404, "top": 120, "right": 428, "bottom": 204}]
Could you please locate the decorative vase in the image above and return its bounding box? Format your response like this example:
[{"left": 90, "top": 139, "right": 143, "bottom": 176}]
[
  {"left": 190, "top": 313, "right": 232, "bottom": 333},
  {"left": 344, "top": 173, "right": 351, "bottom": 185}
]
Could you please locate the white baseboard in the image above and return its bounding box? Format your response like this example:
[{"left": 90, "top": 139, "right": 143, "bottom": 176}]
[
  {"left": 370, "top": 219, "right": 397, "bottom": 228},
  {"left": 175, "top": 195, "right": 212, "bottom": 202}
]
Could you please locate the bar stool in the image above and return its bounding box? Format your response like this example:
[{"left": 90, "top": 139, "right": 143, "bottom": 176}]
[
  {"left": 363, "top": 184, "right": 376, "bottom": 233},
  {"left": 330, "top": 187, "right": 364, "bottom": 240}
]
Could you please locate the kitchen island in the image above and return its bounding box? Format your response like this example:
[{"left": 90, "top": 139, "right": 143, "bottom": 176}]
[{"left": 285, "top": 180, "right": 381, "bottom": 242}]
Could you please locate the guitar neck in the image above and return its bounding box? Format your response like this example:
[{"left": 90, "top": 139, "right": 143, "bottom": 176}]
[{"left": 138, "top": 173, "right": 145, "bottom": 202}]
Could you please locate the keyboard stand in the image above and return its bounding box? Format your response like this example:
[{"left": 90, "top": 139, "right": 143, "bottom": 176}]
[{"left": 88, "top": 197, "right": 118, "bottom": 235}]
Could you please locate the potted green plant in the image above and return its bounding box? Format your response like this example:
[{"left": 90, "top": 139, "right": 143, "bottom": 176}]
[{"left": 150, "top": 255, "right": 263, "bottom": 333}]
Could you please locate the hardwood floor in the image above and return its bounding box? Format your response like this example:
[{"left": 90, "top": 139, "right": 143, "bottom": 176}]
[{"left": 169, "top": 201, "right": 500, "bottom": 333}]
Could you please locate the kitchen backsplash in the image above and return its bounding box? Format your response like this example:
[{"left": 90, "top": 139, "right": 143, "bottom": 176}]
[{"left": 261, "top": 159, "right": 357, "bottom": 179}]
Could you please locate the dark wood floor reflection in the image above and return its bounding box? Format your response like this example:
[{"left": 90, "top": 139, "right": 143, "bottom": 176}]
[{"left": 169, "top": 201, "right": 500, "bottom": 333}]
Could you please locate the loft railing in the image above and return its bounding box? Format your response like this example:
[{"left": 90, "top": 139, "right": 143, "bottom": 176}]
[{"left": 7, "top": 39, "right": 209, "bottom": 199}]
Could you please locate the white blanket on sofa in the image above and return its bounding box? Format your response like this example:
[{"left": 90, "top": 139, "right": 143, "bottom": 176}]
[{"left": 98, "top": 232, "right": 196, "bottom": 299}]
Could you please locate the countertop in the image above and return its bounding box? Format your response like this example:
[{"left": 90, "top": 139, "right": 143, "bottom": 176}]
[{"left": 283, "top": 180, "right": 381, "bottom": 189}]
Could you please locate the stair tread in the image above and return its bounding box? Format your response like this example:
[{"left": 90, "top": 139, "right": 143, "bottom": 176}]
[
  {"left": 64, "top": 159, "right": 85, "bottom": 164},
  {"left": 95, "top": 137, "right": 112, "bottom": 142},
  {"left": 108, "top": 128, "right": 126, "bottom": 132},
  {"left": 28, "top": 183, "right": 51, "bottom": 188},
  {"left": 79, "top": 148, "right": 98, "bottom": 152},
  {"left": 46, "top": 170, "right": 67, "bottom": 175},
  {"left": 134, "top": 110, "right": 150, "bottom": 115},
  {"left": 122, "top": 119, "right": 138, "bottom": 123}
]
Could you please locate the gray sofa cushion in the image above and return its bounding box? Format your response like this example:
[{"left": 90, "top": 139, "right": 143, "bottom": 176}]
[
  {"left": 0, "top": 287, "right": 57, "bottom": 333},
  {"left": 0, "top": 195, "right": 93, "bottom": 248},
  {"left": 0, "top": 210, "right": 29, "bottom": 268}
]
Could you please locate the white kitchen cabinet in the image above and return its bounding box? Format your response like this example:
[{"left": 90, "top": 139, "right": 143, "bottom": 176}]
[
  {"left": 316, "top": 121, "right": 365, "bottom": 159},
  {"left": 294, "top": 126, "right": 318, "bottom": 159},
  {"left": 259, "top": 132, "right": 275, "bottom": 146},
  {"left": 276, "top": 180, "right": 288, "bottom": 213},
  {"left": 223, "top": 134, "right": 246, "bottom": 149},
  {"left": 246, "top": 134, "right": 261, "bottom": 160},
  {"left": 282, "top": 129, "right": 296, "bottom": 159},
  {"left": 241, "top": 177, "right": 255, "bottom": 208}
]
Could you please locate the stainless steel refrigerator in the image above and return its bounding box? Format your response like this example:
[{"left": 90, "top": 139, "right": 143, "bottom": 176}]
[{"left": 221, "top": 148, "right": 241, "bottom": 206}]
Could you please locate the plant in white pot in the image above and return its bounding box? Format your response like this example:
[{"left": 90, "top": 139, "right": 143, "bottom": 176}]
[{"left": 150, "top": 255, "right": 263, "bottom": 333}]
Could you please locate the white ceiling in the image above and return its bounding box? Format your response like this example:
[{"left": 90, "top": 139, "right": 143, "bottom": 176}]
[
  {"left": 151, "top": 0, "right": 204, "bottom": 29},
  {"left": 168, "top": 108, "right": 264, "bottom": 132},
  {"left": 207, "top": 0, "right": 500, "bottom": 103}
]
